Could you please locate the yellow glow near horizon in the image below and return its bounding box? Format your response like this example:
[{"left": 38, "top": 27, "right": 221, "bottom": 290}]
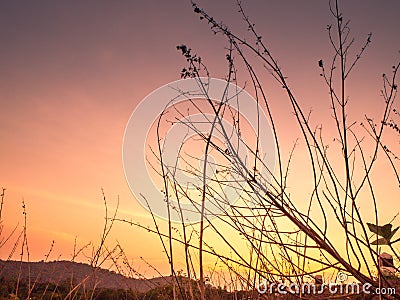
[{"left": 0, "top": 0, "right": 399, "bottom": 283}]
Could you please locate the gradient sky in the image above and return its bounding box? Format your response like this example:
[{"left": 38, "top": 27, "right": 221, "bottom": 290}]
[{"left": 0, "top": 0, "right": 399, "bottom": 276}]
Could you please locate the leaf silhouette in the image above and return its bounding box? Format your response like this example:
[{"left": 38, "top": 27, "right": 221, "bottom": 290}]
[
  {"left": 367, "top": 223, "right": 378, "bottom": 234},
  {"left": 367, "top": 223, "right": 399, "bottom": 245},
  {"left": 371, "top": 238, "right": 389, "bottom": 245},
  {"left": 367, "top": 223, "right": 392, "bottom": 240}
]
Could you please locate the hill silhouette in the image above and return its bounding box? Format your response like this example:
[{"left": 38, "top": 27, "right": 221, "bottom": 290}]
[{"left": 0, "top": 259, "right": 172, "bottom": 293}]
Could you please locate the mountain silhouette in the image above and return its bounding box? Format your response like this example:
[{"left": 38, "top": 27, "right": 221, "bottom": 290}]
[{"left": 0, "top": 259, "right": 173, "bottom": 292}]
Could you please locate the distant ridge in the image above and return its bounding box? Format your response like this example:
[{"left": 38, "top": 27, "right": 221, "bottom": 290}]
[{"left": 0, "top": 259, "right": 172, "bottom": 292}]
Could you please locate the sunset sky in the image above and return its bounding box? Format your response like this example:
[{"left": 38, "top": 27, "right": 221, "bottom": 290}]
[{"left": 0, "top": 0, "right": 399, "bottom": 276}]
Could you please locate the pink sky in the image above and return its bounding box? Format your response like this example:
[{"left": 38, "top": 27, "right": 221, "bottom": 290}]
[{"left": 0, "top": 0, "right": 399, "bottom": 275}]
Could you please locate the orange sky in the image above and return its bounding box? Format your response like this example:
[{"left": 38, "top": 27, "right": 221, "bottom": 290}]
[{"left": 0, "top": 0, "right": 399, "bottom": 277}]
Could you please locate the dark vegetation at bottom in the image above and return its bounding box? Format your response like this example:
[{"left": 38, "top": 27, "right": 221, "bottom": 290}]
[{"left": 0, "top": 277, "right": 253, "bottom": 300}]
